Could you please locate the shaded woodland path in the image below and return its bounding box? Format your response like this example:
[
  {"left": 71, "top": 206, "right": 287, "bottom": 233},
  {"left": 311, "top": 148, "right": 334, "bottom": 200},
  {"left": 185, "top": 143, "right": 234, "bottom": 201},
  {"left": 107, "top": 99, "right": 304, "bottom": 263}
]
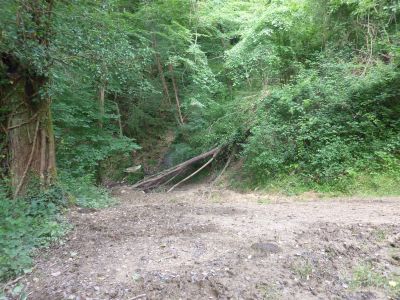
[{"left": 18, "top": 186, "right": 400, "bottom": 299}]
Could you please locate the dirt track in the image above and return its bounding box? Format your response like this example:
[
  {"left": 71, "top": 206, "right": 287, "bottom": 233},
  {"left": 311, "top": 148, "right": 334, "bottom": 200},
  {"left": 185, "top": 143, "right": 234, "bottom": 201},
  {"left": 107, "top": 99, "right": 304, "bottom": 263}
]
[{"left": 19, "top": 185, "right": 400, "bottom": 299}]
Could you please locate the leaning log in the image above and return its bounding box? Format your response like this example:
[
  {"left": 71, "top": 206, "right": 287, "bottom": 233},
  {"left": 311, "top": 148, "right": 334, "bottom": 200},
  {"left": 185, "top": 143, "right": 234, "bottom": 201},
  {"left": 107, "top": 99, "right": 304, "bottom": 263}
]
[{"left": 132, "top": 146, "right": 221, "bottom": 190}]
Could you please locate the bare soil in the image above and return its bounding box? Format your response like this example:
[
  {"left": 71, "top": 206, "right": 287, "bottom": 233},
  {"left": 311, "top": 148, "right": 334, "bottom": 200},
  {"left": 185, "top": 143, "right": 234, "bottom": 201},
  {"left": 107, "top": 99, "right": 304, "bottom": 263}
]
[{"left": 18, "top": 185, "right": 400, "bottom": 299}]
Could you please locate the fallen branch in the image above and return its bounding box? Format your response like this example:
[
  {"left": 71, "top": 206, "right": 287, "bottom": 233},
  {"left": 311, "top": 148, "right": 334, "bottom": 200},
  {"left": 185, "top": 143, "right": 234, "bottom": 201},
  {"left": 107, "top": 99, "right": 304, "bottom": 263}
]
[
  {"left": 160, "top": 169, "right": 184, "bottom": 187},
  {"left": 1, "top": 265, "right": 36, "bottom": 291},
  {"left": 132, "top": 146, "right": 221, "bottom": 190},
  {"left": 205, "top": 150, "right": 235, "bottom": 200},
  {"left": 1, "top": 275, "right": 25, "bottom": 291},
  {"left": 167, "top": 149, "right": 220, "bottom": 193},
  {"left": 211, "top": 149, "right": 234, "bottom": 186}
]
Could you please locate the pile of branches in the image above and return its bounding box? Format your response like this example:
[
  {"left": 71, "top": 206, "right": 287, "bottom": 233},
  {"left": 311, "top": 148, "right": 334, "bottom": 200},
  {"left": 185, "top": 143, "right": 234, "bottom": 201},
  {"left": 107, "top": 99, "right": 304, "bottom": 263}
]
[{"left": 132, "top": 146, "right": 221, "bottom": 192}]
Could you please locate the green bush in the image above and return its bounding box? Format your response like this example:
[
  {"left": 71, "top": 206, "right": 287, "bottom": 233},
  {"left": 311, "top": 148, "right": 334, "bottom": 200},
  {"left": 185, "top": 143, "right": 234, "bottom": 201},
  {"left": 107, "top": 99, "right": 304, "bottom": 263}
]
[
  {"left": 0, "top": 173, "right": 116, "bottom": 283},
  {"left": 59, "top": 172, "right": 115, "bottom": 209},
  {"left": 242, "top": 59, "right": 400, "bottom": 189},
  {"left": 0, "top": 187, "right": 69, "bottom": 282}
]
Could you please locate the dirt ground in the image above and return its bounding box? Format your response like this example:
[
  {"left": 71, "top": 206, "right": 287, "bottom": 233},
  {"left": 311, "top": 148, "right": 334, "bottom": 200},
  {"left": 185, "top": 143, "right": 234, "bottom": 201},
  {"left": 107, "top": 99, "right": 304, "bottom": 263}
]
[{"left": 14, "top": 185, "right": 400, "bottom": 299}]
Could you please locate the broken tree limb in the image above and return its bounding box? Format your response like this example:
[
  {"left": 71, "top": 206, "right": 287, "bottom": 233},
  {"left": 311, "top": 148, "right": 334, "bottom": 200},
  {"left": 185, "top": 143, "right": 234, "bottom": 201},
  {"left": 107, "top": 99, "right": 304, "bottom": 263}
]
[
  {"left": 160, "top": 169, "right": 184, "bottom": 187},
  {"left": 132, "top": 146, "right": 221, "bottom": 190},
  {"left": 211, "top": 149, "right": 234, "bottom": 186},
  {"left": 204, "top": 149, "right": 235, "bottom": 200},
  {"left": 167, "top": 148, "right": 220, "bottom": 193}
]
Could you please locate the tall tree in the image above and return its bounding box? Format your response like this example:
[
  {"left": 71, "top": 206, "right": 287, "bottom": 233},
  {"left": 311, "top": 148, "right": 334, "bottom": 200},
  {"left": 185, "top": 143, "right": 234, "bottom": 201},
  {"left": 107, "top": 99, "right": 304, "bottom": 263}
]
[{"left": 1, "top": 0, "right": 57, "bottom": 197}]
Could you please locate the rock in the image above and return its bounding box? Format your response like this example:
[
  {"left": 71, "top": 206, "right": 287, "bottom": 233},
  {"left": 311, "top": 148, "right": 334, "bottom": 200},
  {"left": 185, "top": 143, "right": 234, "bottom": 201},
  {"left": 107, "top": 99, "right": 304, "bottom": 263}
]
[
  {"left": 51, "top": 271, "right": 62, "bottom": 277},
  {"left": 251, "top": 242, "right": 282, "bottom": 254}
]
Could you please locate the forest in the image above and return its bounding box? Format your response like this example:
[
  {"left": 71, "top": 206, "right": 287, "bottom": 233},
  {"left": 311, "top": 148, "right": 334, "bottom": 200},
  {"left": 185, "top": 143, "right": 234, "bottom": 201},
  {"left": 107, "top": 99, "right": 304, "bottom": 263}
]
[{"left": 1, "top": 0, "right": 400, "bottom": 299}]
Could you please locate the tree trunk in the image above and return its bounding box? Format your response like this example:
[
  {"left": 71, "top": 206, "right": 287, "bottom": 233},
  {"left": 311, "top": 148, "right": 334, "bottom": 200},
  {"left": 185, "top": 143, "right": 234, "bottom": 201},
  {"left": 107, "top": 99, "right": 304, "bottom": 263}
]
[
  {"left": 168, "top": 64, "right": 184, "bottom": 125},
  {"left": 95, "top": 84, "right": 106, "bottom": 183},
  {"left": 2, "top": 0, "right": 56, "bottom": 197},
  {"left": 113, "top": 100, "right": 123, "bottom": 137},
  {"left": 152, "top": 35, "right": 171, "bottom": 106},
  {"left": 98, "top": 85, "right": 105, "bottom": 128},
  {"left": 152, "top": 36, "right": 184, "bottom": 125},
  {"left": 7, "top": 80, "right": 56, "bottom": 197}
]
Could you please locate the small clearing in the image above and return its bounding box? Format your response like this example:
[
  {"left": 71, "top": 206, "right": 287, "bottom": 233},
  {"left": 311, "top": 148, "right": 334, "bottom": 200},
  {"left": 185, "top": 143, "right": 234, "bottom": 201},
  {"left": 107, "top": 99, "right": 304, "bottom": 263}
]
[{"left": 19, "top": 186, "right": 400, "bottom": 299}]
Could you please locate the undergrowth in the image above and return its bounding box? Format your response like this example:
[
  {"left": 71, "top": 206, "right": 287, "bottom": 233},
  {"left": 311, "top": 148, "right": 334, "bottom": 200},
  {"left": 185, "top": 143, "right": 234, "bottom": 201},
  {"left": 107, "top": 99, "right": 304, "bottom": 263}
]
[
  {"left": 0, "top": 175, "right": 114, "bottom": 284},
  {"left": 0, "top": 185, "right": 69, "bottom": 283},
  {"left": 231, "top": 164, "right": 400, "bottom": 197},
  {"left": 350, "top": 263, "right": 400, "bottom": 298},
  {"left": 59, "top": 172, "right": 115, "bottom": 209}
]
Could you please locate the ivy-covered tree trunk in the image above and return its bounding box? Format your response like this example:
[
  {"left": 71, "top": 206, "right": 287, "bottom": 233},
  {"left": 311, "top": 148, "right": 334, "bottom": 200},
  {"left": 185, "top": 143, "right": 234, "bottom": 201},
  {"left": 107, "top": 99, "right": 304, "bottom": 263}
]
[
  {"left": 7, "top": 77, "right": 56, "bottom": 197},
  {"left": 1, "top": 0, "right": 57, "bottom": 197}
]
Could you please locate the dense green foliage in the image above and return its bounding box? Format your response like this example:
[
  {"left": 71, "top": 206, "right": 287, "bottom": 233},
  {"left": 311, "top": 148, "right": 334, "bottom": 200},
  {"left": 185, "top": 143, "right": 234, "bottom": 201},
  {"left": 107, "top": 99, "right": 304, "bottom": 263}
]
[
  {"left": 0, "top": 186, "right": 68, "bottom": 282},
  {"left": 0, "top": 176, "right": 114, "bottom": 281},
  {"left": 1, "top": 0, "right": 400, "bottom": 283},
  {"left": 181, "top": 0, "right": 400, "bottom": 193},
  {"left": 244, "top": 61, "right": 400, "bottom": 184},
  {"left": 1, "top": 0, "right": 396, "bottom": 188}
]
